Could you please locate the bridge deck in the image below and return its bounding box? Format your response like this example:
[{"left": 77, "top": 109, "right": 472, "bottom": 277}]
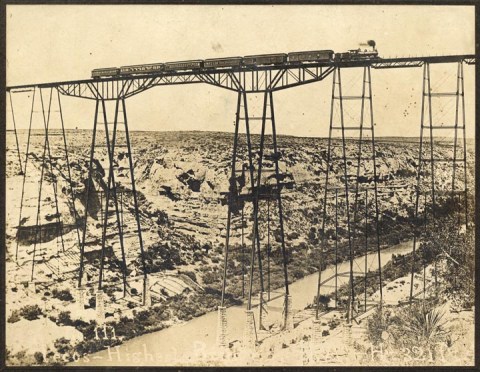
[{"left": 6, "top": 54, "right": 475, "bottom": 96}]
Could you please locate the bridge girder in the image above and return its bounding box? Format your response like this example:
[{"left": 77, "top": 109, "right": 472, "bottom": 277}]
[
  {"left": 7, "top": 54, "right": 474, "bottom": 100},
  {"left": 52, "top": 65, "right": 336, "bottom": 99}
]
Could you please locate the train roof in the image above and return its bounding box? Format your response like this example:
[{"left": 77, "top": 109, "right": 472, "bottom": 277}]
[
  {"left": 92, "top": 48, "right": 381, "bottom": 73},
  {"left": 165, "top": 59, "right": 204, "bottom": 64},
  {"left": 244, "top": 53, "right": 287, "bottom": 57},
  {"left": 287, "top": 50, "right": 334, "bottom": 55},
  {"left": 120, "top": 63, "right": 164, "bottom": 68},
  {"left": 92, "top": 67, "right": 118, "bottom": 71},
  {"left": 204, "top": 56, "right": 243, "bottom": 61}
]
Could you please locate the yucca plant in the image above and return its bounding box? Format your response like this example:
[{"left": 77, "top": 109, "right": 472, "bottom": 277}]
[{"left": 399, "top": 303, "right": 448, "bottom": 361}]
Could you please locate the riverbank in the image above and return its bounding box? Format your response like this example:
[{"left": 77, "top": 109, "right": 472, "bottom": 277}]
[
  {"left": 4, "top": 230, "right": 415, "bottom": 366},
  {"left": 68, "top": 239, "right": 414, "bottom": 366},
  {"left": 74, "top": 237, "right": 475, "bottom": 367}
]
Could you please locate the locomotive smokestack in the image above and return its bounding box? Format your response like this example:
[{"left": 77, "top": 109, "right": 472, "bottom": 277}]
[{"left": 367, "top": 40, "right": 376, "bottom": 49}]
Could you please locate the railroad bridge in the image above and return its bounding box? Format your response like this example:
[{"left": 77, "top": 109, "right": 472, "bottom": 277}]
[{"left": 6, "top": 52, "right": 475, "bottom": 350}]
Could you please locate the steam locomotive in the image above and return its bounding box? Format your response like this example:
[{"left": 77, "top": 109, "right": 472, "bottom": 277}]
[{"left": 92, "top": 46, "right": 379, "bottom": 79}]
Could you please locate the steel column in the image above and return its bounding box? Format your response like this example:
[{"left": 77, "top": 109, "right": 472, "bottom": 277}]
[
  {"left": 220, "top": 91, "right": 241, "bottom": 307},
  {"left": 78, "top": 99, "right": 99, "bottom": 288}
]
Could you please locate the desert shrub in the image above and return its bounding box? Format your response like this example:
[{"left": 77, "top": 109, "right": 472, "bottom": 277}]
[
  {"left": 7, "top": 349, "right": 36, "bottom": 366},
  {"left": 115, "top": 316, "right": 138, "bottom": 339},
  {"left": 57, "top": 311, "right": 73, "bottom": 326},
  {"left": 19, "top": 305, "right": 43, "bottom": 321},
  {"left": 88, "top": 297, "right": 96, "bottom": 309},
  {"left": 156, "top": 210, "right": 169, "bottom": 226},
  {"left": 54, "top": 337, "right": 72, "bottom": 355},
  {"left": 202, "top": 271, "right": 218, "bottom": 285},
  {"left": 180, "top": 270, "right": 197, "bottom": 282},
  {"left": 127, "top": 302, "right": 136, "bottom": 309},
  {"left": 142, "top": 242, "right": 182, "bottom": 272},
  {"left": 34, "top": 351, "right": 44, "bottom": 364},
  {"left": 395, "top": 302, "right": 448, "bottom": 354},
  {"left": 314, "top": 294, "right": 330, "bottom": 311},
  {"left": 75, "top": 320, "right": 97, "bottom": 340},
  {"left": 367, "top": 302, "right": 448, "bottom": 362},
  {"left": 287, "top": 231, "right": 300, "bottom": 240},
  {"left": 151, "top": 305, "right": 170, "bottom": 321},
  {"left": 202, "top": 242, "right": 212, "bottom": 253},
  {"left": 436, "top": 218, "right": 474, "bottom": 309},
  {"left": 328, "top": 317, "right": 341, "bottom": 330},
  {"left": 7, "top": 310, "right": 20, "bottom": 323},
  {"left": 367, "top": 307, "right": 388, "bottom": 345},
  {"left": 104, "top": 286, "right": 116, "bottom": 297},
  {"left": 74, "top": 338, "right": 105, "bottom": 356},
  {"left": 291, "top": 267, "right": 304, "bottom": 280},
  {"left": 52, "top": 288, "right": 74, "bottom": 301},
  {"left": 396, "top": 168, "right": 416, "bottom": 178}
]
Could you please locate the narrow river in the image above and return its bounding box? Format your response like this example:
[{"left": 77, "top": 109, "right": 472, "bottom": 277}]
[{"left": 72, "top": 240, "right": 413, "bottom": 366}]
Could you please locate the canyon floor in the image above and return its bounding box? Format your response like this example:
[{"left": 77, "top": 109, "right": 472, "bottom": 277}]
[{"left": 4, "top": 130, "right": 475, "bottom": 366}]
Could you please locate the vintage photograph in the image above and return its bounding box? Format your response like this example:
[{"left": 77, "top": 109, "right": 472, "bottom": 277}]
[{"left": 4, "top": 4, "right": 475, "bottom": 367}]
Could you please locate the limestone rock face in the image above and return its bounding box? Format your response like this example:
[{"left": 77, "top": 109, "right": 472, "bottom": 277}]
[
  {"left": 4, "top": 131, "right": 474, "bottom": 303},
  {"left": 177, "top": 169, "right": 205, "bottom": 192}
]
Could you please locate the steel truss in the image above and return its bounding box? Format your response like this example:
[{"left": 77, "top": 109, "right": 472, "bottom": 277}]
[
  {"left": 77, "top": 97, "right": 148, "bottom": 304},
  {"left": 51, "top": 65, "right": 335, "bottom": 100},
  {"left": 220, "top": 89, "right": 291, "bottom": 333},
  {"left": 315, "top": 66, "right": 383, "bottom": 323},
  {"left": 409, "top": 62, "right": 470, "bottom": 303}
]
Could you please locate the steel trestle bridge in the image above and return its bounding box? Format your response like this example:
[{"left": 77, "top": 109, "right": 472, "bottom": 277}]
[{"left": 5, "top": 52, "right": 476, "bottom": 349}]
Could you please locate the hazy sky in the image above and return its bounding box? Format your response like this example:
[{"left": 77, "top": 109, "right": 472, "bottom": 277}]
[{"left": 6, "top": 5, "right": 475, "bottom": 138}]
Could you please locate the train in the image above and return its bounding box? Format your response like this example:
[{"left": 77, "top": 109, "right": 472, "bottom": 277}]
[{"left": 92, "top": 46, "right": 379, "bottom": 78}]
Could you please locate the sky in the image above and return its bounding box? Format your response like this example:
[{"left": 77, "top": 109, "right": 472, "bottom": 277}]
[{"left": 6, "top": 5, "right": 475, "bottom": 138}]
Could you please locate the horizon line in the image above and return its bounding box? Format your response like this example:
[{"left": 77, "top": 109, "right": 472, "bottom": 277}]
[{"left": 7, "top": 128, "right": 475, "bottom": 140}]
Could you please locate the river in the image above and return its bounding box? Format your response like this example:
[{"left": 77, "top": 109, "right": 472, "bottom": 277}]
[{"left": 72, "top": 239, "right": 413, "bottom": 366}]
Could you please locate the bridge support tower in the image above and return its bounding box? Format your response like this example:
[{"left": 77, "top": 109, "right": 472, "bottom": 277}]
[
  {"left": 218, "top": 89, "right": 291, "bottom": 348},
  {"left": 409, "top": 61, "right": 470, "bottom": 303},
  {"left": 315, "top": 66, "right": 383, "bottom": 324},
  {"left": 78, "top": 97, "right": 148, "bottom": 307}
]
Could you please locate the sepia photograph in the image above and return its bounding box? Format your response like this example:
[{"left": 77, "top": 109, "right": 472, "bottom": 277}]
[{"left": 4, "top": 3, "right": 476, "bottom": 367}]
